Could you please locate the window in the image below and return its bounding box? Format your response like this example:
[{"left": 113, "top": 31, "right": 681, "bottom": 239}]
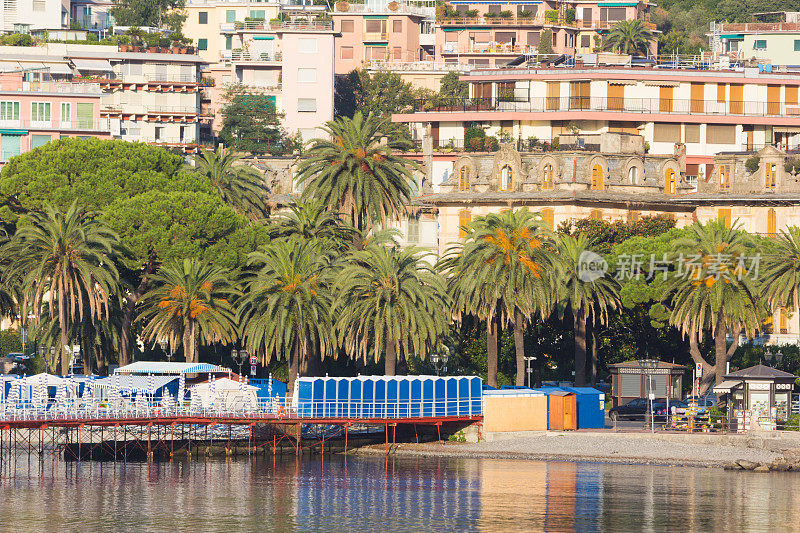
[
  {"left": 501, "top": 164, "right": 513, "bottom": 191},
  {"left": 780, "top": 307, "right": 789, "bottom": 333},
  {"left": 591, "top": 164, "right": 603, "bottom": 190},
  {"left": 393, "top": 47, "right": 402, "bottom": 60},
  {"left": 153, "top": 63, "right": 167, "bottom": 81},
  {"left": 754, "top": 39, "right": 766, "bottom": 50},
  {"left": 719, "top": 164, "right": 730, "bottom": 189},
  {"left": 31, "top": 134, "right": 50, "bottom": 148},
  {"left": 706, "top": 124, "right": 735, "bottom": 144},
  {"left": 0, "top": 101, "right": 19, "bottom": 121},
  {"left": 659, "top": 85, "right": 673, "bottom": 112},
  {"left": 198, "top": 38, "right": 208, "bottom": 51},
  {"left": 226, "top": 10, "right": 236, "bottom": 23},
  {"left": 459, "top": 166, "right": 470, "bottom": 191},
  {"left": 198, "top": 11, "right": 208, "bottom": 24},
  {"left": 541, "top": 208, "right": 554, "bottom": 230},
  {"left": 249, "top": 10, "right": 265, "bottom": 19},
  {"left": 341, "top": 20, "right": 354, "bottom": 32},
  {"left": 154, "top": 126, "right": 164, "bottom": 141},
  {"left": 124, "top": 61, "right": 142, "bottom": 76},
  {"left": 365, "top": 46, "right": 386, "bottom": 61},
  {"left": 298, "top": 38, "right": 318, "bottom": 53},
  {"left": 407, "top": 215, "right": 420, "bottom": 243},
  {"left": 33, "top": 0, "right": 45, "bottom": 11},
  {"left": 718, "top": 208, "right": 732, "bottom": 228},
  {"left": 60, "top": 102, "right": 70, "bottom": 125},
  {"left": 31, "top": 102, "right": 51, "bottom": 123},
  {"left": 542, "top": 163, "right": 554, "bottom": 190},
  {"left": 608, "top": 83, "right": 624, "bottom": 111},
  {"left": 590, "top": 209, "right": 603, "bottom": 220},
  {"left": 365, "top": 19, "right": 387, "bottom": 34},
  {"left": 225, "top": 35, "right": 233, "bottom": 50},
  {"left": 765, "top": 163, "right": 776, "bottom": 188},
  {"left": 768, "top": 208, "right": 777, "bottom": 237},
  {"left": 458, "top": 209, "right": 471, "bottom": 238},
  {"left": 664, "top": 168, "right": 676, "bottom": 194},
  {"left": 685, "top": 124, "right": 700, "bottom": 144},
  {"left": 1, "top": 134, "right": 21, "bottom": 161},
  {"left": 393, "top": 20, "right": 402, "bottom": 32},
  {"left": 488, "top": 5, "right": 501, "bottom": 13},
  {"left": 341, "top": 46, "right": 354, "bottom": 59},
  {"left": 581, "top": 35, "right": 590, "bottom": 48},
  {"left": 297, "top": 98, "right": 317, "bottom": 112},
  {"left": 628, "top": 165, "right": 638, "bottom": 184},
  {"left": 297, "top": 68, "right": 316, "bottom": 83}
]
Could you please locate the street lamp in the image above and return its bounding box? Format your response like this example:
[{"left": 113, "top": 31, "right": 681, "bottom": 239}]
[
  {"left": 431, "top": 345, "right": 449, "bottom": 376},
  {"left": 637, "top": 358, "right": 659, "bottom": 433},
  {"left": 158, "top": 339, "right": 173, "bottom": 363},
  {"left": 765, "top": 348, "right": 784, "bottom": 367},
  {"left": 39, "top": 345, "right": 48, "bottom": 374},
  {"left": 524, "top": 356, "right": 537, "bottom": 388},
  {"left": 231, "top": 348, "right": 247, "bottom": 376}
]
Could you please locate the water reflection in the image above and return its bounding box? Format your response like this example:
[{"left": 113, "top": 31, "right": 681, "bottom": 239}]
[{"left": 0, "top": 455, "right": 798, "bottom": 532}]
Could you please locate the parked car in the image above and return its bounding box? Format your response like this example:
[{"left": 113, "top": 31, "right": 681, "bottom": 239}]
[
  {"left": 656, "top": 400, "right": 690, "bottom": 416},
  {"left": 609, "top": 398, "right": 667, "bottom": 421}
]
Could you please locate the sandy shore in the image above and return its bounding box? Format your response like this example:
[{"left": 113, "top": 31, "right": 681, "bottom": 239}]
[{"left": 353, "top": 431, "right": 796, "bottom": 468}]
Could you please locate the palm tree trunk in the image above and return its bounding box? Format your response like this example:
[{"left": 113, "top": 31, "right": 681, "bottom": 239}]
[
  {"left": 385, "top": 339, "right": 397, "bottom": 376},
  {"left": 81, "top": 326, "right": 92, "bottom": 375},
  {"left": 574, "top": 311, "right": 587, "bottom": 387},
  {"left": 513, "top": 308, "right": 526, "bottom": 386},
  {"left": 288, "top": 337, "right": 300, "bottom": 396},
  {"left": 486, "top": 315, "right": 499, "bottom": 388},
  {"left": 182, "top": 326, "right": 192, "bottom": 365},
  {"left": 590, "top": 327, "right": 598, "bottom": 386},
  {"left": 120, "top": 250, "right": 158, "bottom": 366},
  {"left": 714, "top": 308, "right": 727, "bottom": 386},
  {"left": 59, "top": 302, "right": 69, "bottom": 376}
]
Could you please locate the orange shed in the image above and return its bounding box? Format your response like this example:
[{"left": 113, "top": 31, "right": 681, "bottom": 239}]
[{"left": 548, "top": 391, "right": 577, "bottom": 431}]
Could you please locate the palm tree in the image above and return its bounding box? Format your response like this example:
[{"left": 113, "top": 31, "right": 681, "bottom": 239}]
[
  {"left": 268, "top": 199, "right": 355, "bottom": 248},
  {"left": 443, "top": 209, "right": 556, "bottom": 386},
  {"left": 194, "top": 146, "right": 270, "bottom": 221},
  {"left": 237, "top": 239, "right": 334, "bottom": 391},
  {"left": 3, "top": 202, "right": 120, "bottom": 374},
  {"left": 556, "top": 233, "right": 621, "bottom": 387},
  {"left": 662, "top": 220, "right": 762, "bottom": 390},
  {"left": 603, "top": 20, "right": 654, "bottom": 56},
  {"left": 295, "top": 112, "right": 417, "bottom": 234},
  {"left": 138, "top": 258, "right": 237, "bottom": 364},
  {"left": 335, "top": 244, "right": 449, "bottom": 375},
  {"left": 761, "top": 226, "right": 800, "bottom": 336}
]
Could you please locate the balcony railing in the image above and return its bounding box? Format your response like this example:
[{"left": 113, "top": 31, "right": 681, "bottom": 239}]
[
  {"left": 409, "top": 96, "right": 800, "bottom": 119},
  {"left": 226, "top": 50, "right": 283, "bottom": 62},
  {"left": 0, "top": 118, "right": 111, "bottom": 131},
  {"left": 17, "top": 81, "right": 102, "bottom": 94},
  {"left": 364, "top": 60, "right": 473, "bottom": 72},
  {"left": 442, "top": 42, "right": 538, "bottom": 55},
  {"left": 438, "top": 16, "right": 655, "bottom": 30},
  {"left": 221, "top": 20, "right": 333, "bottom": 32},
  {"left": 363, "top": 31, "right": 388, "bottom": 41},
  {"left": 335, "top": 3, "right": 433, "bottom": 16},
  {"left": 104, "top": 105, "right": 199, "bottom": 115}
]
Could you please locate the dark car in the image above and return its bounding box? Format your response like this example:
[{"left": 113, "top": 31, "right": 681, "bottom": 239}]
[{"left": 609, "top": 398, "right": 666, "bottom": 421}]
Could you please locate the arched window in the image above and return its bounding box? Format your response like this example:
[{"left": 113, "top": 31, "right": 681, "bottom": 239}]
[
  {"left": 767, "top": 208, "right": 777, "bottom": 237},
  {"left": 458, "top": 209, "right": 471, "bottom": 238},
  {"left": 542, "top": 163, "right": 554, "bottom": 190},
  {"left": 541, "top": 208, "right": 554, "bottom": 229},
  {"left": 501, "top": 164, "right": 513, "bottom": 191},
  {"left": 591, "top": 164, "right": 603, "bottom": 190},
  {"left": 590, "top": 209, "right": 603, "bottom": 220},
  {"left": 719, "top": 164, "right": 730, "bottom": 189},
  {"left": 664, "top": 168, "right": 676, "bottom": 194},
  {"left": 459, "top": 166, "right": 470, "bottom": 191},
  {"left": 628, "top": 165, "right": 638, "bottom": 185},
  {"left": 765, "top": 163, "right": 776, "bottom": 188}
]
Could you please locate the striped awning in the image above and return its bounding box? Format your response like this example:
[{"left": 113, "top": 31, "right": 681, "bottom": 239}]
[
  {"left": 93, "top": 375, "right": 178, "bottom": 393},
  {"left": 113, "top": 362, "right": 232, "bottom": 375}
]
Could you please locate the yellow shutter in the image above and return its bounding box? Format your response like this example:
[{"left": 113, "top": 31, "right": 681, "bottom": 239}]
[
  {"left": 690, "top": 83, "right": 704, "bottom": 113},
  {"left": 787, "top": 85, "right": 799, "bottom": 106},
  {"left": 730, "top": 84, "right": 743, "bottom": 114},
  {"left": 541, "top": 208, "right": 554, "bottom": 229},
  {"left": 591, "top": 164, "right": 604, "bottom": 190},
  {"left": 768, "top": 85, "right": 781, "bottom": 115},
  {"left": 718, "top": 208, "right": 731, "bottom": 228},
  {"left": 780, "top": 308, "right": 788, "bottom": 333},
  {"left": 664, "top": 169, "right": 675, "bottom": 194},
  {"left": 659, "top": 86, "right": 673, "bottom": 113},
  {"left": 719, "top": 165, "right": 730, "bottom": 189},
  {"left": 458, "top": 209, "right": 471, "bottom": 238},
  {"left": 608, "top": 84, "right": 624, "bottom": 111},
  {"left": 767, "top": 208, "right": 777, "bottom": 236},
  {"left": 547, "top": 82, "right": 560, "bottom": 110},
  {"left": 765, "top": 163, "right": 776, "bottom": 188},
  {"left": 717, "top": 83, "right": 726, "bottom": 103}
]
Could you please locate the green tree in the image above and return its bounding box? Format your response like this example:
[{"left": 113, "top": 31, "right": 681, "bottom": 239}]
[
  {"left": 556, "top": 233, "right": 622, "bottom": 386},
  {"left": 4, "top": 203, "right": 120, "bottom": 374},
  {"left": 538, "top": 29, "right": 553, "bottom": 57},
  {"left": 268, "top": 199, "right": 355, "bottom": 247},
  {"left": 604, "top": 20, "right": 655, "bottom": 56},
  {"left": 194, "top": 146, "right": 270, "bottom": 221},
  {"left": 438, "top": 70, "right": 469, "bottom": 101},
  {"left": 219, "top": 83, "right": 297, "bottom": 155},
  {"left": 139, "top": 258, "right": 238, "bottom": 364},
  {"left": 296, "top": 112, "right": 416, "bottom": 234},
  {"left": 443, "top": 209, "right": 556, "bottom": 386},
  {"left": 334, "top": 70, "right": 361, "bottom": 119},
  {"left": 110, "top": 0, "right": 185, "bottom": 28},
  {"left": 759, "top": 226, "right": 800, "bottom": 342},
  {"left": 662, "top": 220, "right": 762, "bottom": 390},
  {"left": 335, "top": 244, "right": 449, "bottom": 375},
  {"left": 237, "top": 240, "right": 334, "bottom": 390}
]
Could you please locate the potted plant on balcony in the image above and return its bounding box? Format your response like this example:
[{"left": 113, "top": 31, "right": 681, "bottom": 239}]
[
  {"left": 565, "top": 8, "right": 576, "bottom": 23},
  {"left": 518, "top": 10, "right": 534, "bottom": 19},
  {"left": 499, "top": 10, "right": 513, "bottom": 19},
  {"left": 484, "top": 11, "right": 499, "bottom": 19},
  {"left": 545, "top": 9, "right": 559, "bottom": 23},
  {"left": 465, "top": 9, "right": 478, "bottom": 18}
]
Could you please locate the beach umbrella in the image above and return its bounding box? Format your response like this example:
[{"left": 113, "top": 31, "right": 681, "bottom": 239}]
[
  {"left": 177, "top": 373, "right": 186, "bottom": 412},
  {"left": 135, "top": 391, "right": 147, "bottom": 414},
  {"left": 209, "top": 376, "right": 216, "bottom": 410},
  {"left": 161, "top": 392, "right": 174, "bottom": 412},
  {"left": 55, "top": 378, "right": 67, "bottom": 405},
  {"left": 147, "top": 373, "right": 156, "bottom": 405},
  {"left": 268, "top": 372, "right": 273, "bottom": 412},
  {"left": 7, "top": 380, "right": 19, "bottom": 410}
]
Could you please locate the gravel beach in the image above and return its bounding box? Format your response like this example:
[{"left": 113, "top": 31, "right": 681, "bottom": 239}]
[{"left": 356, "top": 432, "right": 790, "bottom": 467}]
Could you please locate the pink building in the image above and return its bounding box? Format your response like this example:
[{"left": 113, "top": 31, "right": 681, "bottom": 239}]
[
  {"left": 0, "top": 71, "right": 110, "bottom": 163},
  {"left": 436, "top": 0, "right": 656, "bottom": 67},
  {"left": 331, "top": 3, "right": 434, "bottom": 74}
]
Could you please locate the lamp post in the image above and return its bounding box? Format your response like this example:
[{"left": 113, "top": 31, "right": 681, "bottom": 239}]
[
  {"left": 765, "top": 349, "right": 784, "bottom": 367},
  {"left": 158, "top": 339, "right": 173, "bottom": 363},
  {"left": 637, "top": 358, "right": 659, "bottom": 433},
  {"left": 524, "top": 356, "right": 536, "bottom": 388},
  {"left": 231, "top": 348, "right": 247, "bottom": 376},
  {"left": 431, "top": 345, "right": 449, "bottom": 376},
  {"left": 39, "top": 345, "right": 48, "bottom": 374}
]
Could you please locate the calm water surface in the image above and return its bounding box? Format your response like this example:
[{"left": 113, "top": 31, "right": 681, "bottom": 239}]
[{"left": 0, "top": 455, "right": 797, "bottom": 532}]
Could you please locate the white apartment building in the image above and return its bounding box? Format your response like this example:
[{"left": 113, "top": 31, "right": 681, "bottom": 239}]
[{"left": 1, "top": 0, "right": 68, "bottom": 33}]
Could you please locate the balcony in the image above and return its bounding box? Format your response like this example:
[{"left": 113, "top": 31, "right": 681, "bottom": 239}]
[
  {"left": 226, "top": 50, "right": 283, "bottom": 63},
  {"left": 17, "top": 81, "right": 102, "bottom": 94},
  {"left": 442, "top": 43, "right": 538, "bottom": 55},
  {"left": 363, "top": 31, "right": 388, "bottom": 41},
  {"left": 409, "top": 96, "right": 800, "bottom": 119},
  {"left": 334, "top": 3, "right": 433, "bottom": 17},
  {"left": 364, "top": 61, "right": 473, "bottom": 72},
  {"left": 0, "top": 118, "right": 111, "bottom": 132},
  {"left": 437, "top": 16, "right": 656, "bottom": 30},
  {"left": 221, "top": 20, "right": 333, "bottom": 32}
]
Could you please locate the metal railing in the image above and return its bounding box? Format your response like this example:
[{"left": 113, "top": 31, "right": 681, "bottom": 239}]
[
  {"left": 410, "top": 96, "right": 800, "bottom": 118},
  {"left": 363, "top": 31, "right": 388, "bottom": 41},
  {"left": 365, "top": 60, "right": 473, "bottom": 72},
  {"left": 18, "top": 81, "right": 102, "bottom": 94},
  {"left": 0, "top": 118, "right": 111, "bottom": 131},
  {"left": 228, "top": 50, "right": 283, "bottom": 62},
  {"left": 438, "top": 16, "right": 656, "bottom": 30},
  {"left": 221, "top": 20, "right": 333, "bottom": 32},
  {"left": 443, "top": 42, "right": 539, "bottom": 55},
  {"left": 336, "top": 3, "right": 432, "bottom": 16}
]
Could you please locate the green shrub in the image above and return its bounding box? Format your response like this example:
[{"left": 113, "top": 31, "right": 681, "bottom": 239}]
[
  {"left": 545, "top": 9, "right": 559, "bottom": 23},
  {"left": 745, "top": 156, "right": 760, "bottom": 174},
  {"left": 499, "top": 10, "right": 513, "bottom": 18},
  {"left": 518, "top": 10, "right": 534, "bottom": 18},
  {"left": 785, "top": 157, "right": 800, "bottom": 174},
  {"left": 468, "top": 137, "right": 484, "bottom": 151},
  {"left": 0, "top": 33, "right": 33, "bottom": 46},
  {"left": 565, "top": 9, "right": 576, "bottom": 23},
  {"left": 465, "top": 9, "right": 478, "bottom": 17},
  {"left": 0, "top": 329, "right": 22, "bottom": 357},
  {"left": 464, "top": 126, "right": 485, "bottom": 151},
  {"left": 485, "top": 136, "right": 499, "bottom": 151},
  {"left": 785, "top": 414, "right": 800, "bottom": 431}
]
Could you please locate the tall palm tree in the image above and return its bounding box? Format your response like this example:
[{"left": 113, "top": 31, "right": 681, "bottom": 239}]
[
  {"left": 335, "top": 244, "right": 449, "bottom": 375},
  {"left": 295, "top": 112, "right": 417, "bottom": 234},
  {"left": 557, "top": 233, "right": 621, "bottom": 387},
  {"left": 237, "top": 239, "right": 334, "bottom": 391},
  {"left": 138, "top": 258, "right": 237, "bottom": 364},
  {"left": 662, "top": 220, "right": 762, "bottom": 390},
  {"left": 443, "top": 209, "right": 556, "bottom": 386},
  {"left": 194, "top": 146, "right": 270, "bottom": 221},
  {"left": 603, "top": 20, "right": 654, "bottom": 56},
  {"left": 3, "top": 202, "right": 120, "bottom": 374},
  {"left": 761, "top": 226, "right": 800, "bottom": 336},
  {"left": 268, "top": 199, "right": 356, "bottom": 248}
]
